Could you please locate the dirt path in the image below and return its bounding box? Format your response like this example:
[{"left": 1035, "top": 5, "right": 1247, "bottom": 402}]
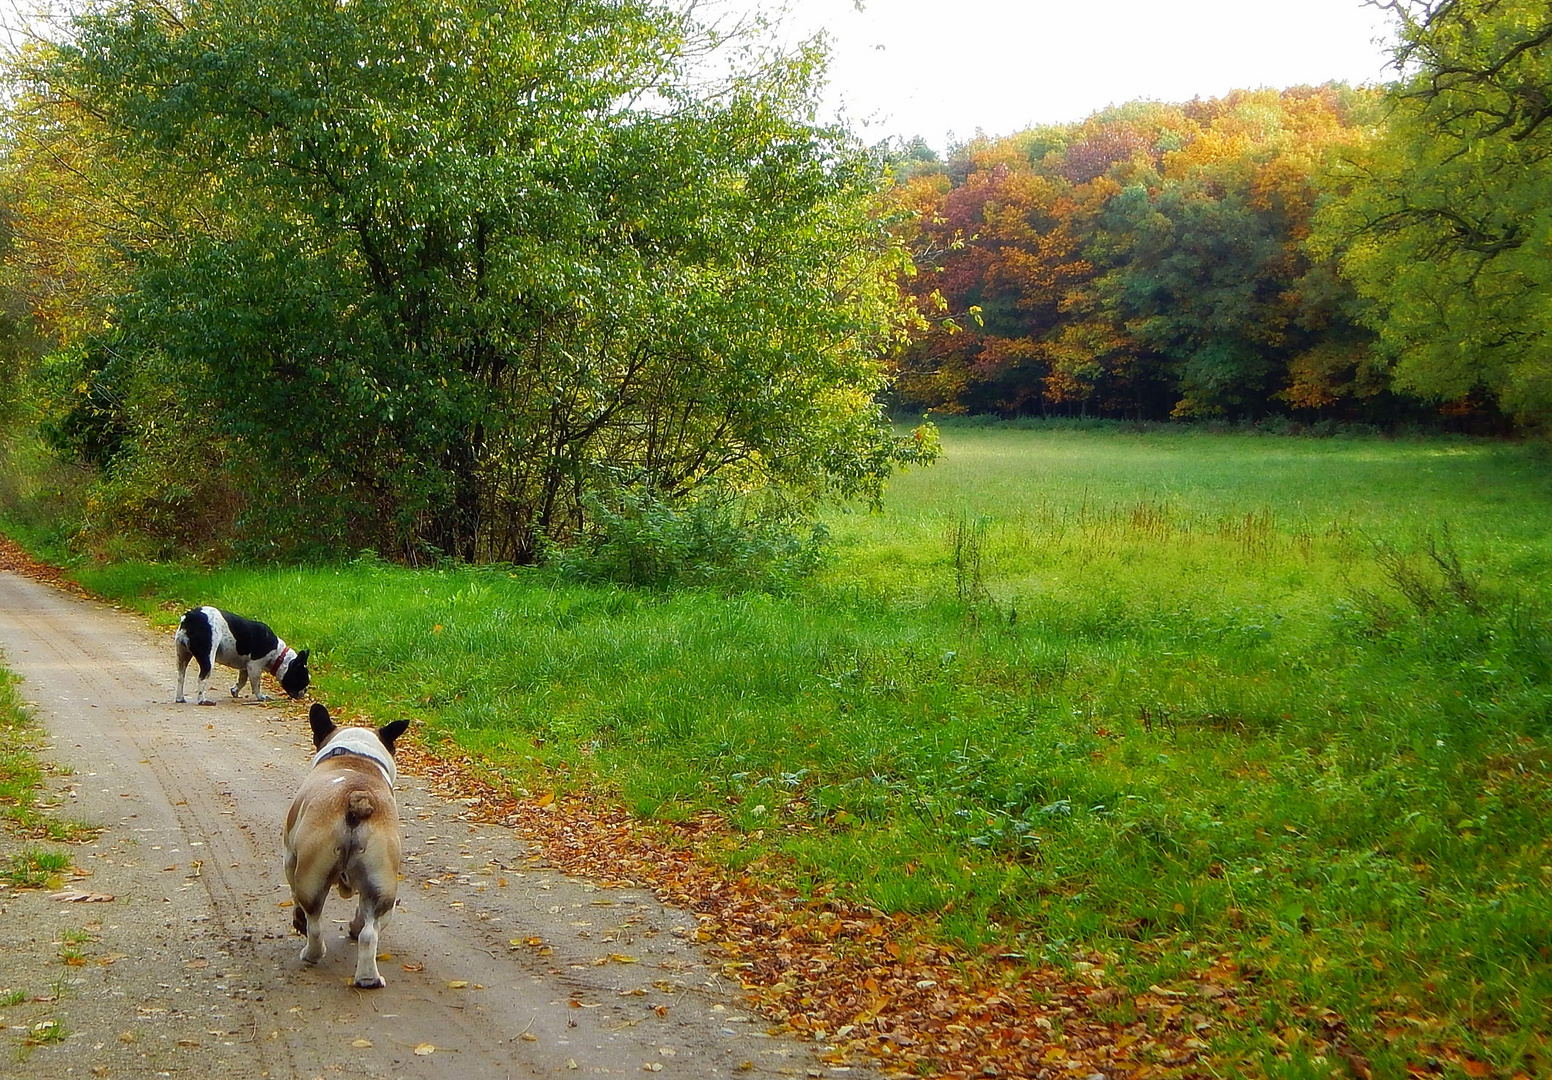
[{"left": 0, "top": 569, "right": 853, "bottom": 1079}]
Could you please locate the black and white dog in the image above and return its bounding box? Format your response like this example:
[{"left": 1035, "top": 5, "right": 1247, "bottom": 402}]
[{"left": 175, "top": 606, "right": 311, "bottom": 705}]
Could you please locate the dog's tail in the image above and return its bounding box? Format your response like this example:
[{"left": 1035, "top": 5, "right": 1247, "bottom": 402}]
[{"left": 346, "top": 791, "right": 375, "bottom": 826}]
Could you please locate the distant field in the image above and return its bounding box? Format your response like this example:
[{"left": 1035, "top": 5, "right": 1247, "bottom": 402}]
[{"left": 64, "top": 424, "right": 1552, "bottom": 1078}]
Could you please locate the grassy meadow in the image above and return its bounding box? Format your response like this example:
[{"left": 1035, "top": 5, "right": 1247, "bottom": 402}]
[{"left": 26, "top": 422, "right": 1552, "bottom": 1078}]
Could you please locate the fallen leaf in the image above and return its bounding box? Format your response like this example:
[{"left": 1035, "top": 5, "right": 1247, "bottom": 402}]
[
  {"left": 447, "top": 980, "right": 469, "bottom": 989},
  {"left": 610, "top": 953, "right": 639, "bottom": 964},
  {"left": 401, "top": 962, "right": 426, "bottom": 972},
  {"left": 413, "top": 1042, "right": 436, "bottom": 1056},
  {"left": 352, "top": 1039, "right": 372, "bottom": 1048},
  {"left": 520, "top": 1032, "right": 539, "bottom": 1042},
  {"left": 49, "top": 890, "right": 115, "bottom": 903},
  {"left": 535, "top": 792, "right": 556, "bottom": 808}
]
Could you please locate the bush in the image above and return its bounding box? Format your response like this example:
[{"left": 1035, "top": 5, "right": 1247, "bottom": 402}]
[{"left": 549, "top": 487, "right": 829, "bottom": 593}]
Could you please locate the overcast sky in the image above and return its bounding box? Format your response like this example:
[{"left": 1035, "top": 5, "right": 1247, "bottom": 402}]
[
  {"left": 737, "top": 0, "right": 1401, "bottom": 151},
  {"left": 0, "top": 0, "right": 1402, "bottom": 153}
]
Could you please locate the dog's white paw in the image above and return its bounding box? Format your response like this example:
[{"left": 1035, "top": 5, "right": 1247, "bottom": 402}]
[
  {"left": 353, "top": 976, "right": 386, "bottom": 989},
  {"left": 197, "top": 700, "right": 215, "bottom": 707},
  {"left": 175, "top": 696, "right": 185, "bottom": 704}
]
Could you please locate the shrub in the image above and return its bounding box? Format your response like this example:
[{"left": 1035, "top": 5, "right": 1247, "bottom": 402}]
[{"left": 549, "top": 486, "right": 828, "bottom": 593}]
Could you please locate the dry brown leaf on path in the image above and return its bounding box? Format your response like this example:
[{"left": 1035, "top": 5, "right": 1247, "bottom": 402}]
[{"left": 49, "top": 890, "right": 115, "bottom": 902}]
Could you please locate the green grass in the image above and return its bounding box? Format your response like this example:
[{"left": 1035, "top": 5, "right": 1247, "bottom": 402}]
[
  {"left": 58, "top": 424, "right": 1552, "bottom": 1078},
  {"left": 0, "top": 666, "right": 90, "bottom": 847},
  {"left": 1, "top": 847, "right": 71, "bottom": 889}
]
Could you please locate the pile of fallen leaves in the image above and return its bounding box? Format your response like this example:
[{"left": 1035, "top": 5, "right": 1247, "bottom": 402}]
[
  {"left": 0, "top": 535, "right": 80, "bottom": 593},
  {"left": 399, "top": 739, "right": 1222, "bottom": 1080}
]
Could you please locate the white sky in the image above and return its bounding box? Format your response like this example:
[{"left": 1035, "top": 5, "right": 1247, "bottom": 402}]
[
  {"left": 1, "top": 0, "right": 1402, "bottom": 154},
  {"left": 737, "top": 0, "right": 1402, "bottom": 151}
]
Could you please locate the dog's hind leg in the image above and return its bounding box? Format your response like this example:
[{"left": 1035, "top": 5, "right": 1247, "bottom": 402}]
[
  {"left": 195, "top": 654, "right": 216, "bottom": 706},
  {"left": 350, "top": 894, "right": 393, "bottom": 988},
  {"left": 296, "top": 895, "right": 327, "bottom": 965},
  {"left": 288, "top": 870, "right": 328, "bottom": 963},
  {"left": 175, "top": 642, "right": 192, "bottom": 704}
]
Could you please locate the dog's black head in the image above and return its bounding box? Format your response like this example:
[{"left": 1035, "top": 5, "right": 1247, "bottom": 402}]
[
  {"left": 281, "top": 649, "right": 311, "bottom": 700},
  {"left": 308, "top": 703, "right": 411, "bottom": 755}
]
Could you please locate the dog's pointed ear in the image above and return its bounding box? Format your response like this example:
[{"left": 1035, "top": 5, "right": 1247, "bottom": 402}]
[
  {"left": 297, "top": 649, "right": 310, "bottom": 665},
  {"left": 308, "top": 703, "right": 336, "bottom": 748},
  {"left": 377, "top": 718, "right": 411, "bottom": 754}
]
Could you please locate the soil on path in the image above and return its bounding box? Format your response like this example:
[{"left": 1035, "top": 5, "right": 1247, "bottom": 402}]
[{"left": 0, "top": 569, "right": 850, "bottom": 1079}]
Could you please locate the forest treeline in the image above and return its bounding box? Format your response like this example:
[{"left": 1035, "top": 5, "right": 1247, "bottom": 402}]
[
  {"left": 885, "top": 0, "right": 1552, "bottom": 431},
  {"left": 886, "top": 86, "right": 1393, "bottom": 424},
  {"left": 0, "top": 0, "right": 1547, "bottom": 563}
]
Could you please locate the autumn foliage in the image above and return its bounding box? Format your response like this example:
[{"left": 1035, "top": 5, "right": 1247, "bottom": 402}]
[{"left": 890, "top": 86, "right": 1415, "bottom": 423}]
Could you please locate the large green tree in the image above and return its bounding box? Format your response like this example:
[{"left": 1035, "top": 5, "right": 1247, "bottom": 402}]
[
  {"left": 7, "top": 0, "right": 930, "bottom": 561},
  {"left": 1322, "top": 0, "right": 1552, "bottom": 428}
]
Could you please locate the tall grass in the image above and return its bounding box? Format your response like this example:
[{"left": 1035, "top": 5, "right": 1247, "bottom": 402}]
[{"left": 67, "top": 424, "right": 1552, "bottom": 1078}]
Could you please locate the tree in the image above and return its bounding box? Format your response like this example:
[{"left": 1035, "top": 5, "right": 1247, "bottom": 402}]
[
  {"left": 1320, "top": 0, "right": 1552, "bottom": 427},
  {"left": 6, "top": 0, "right": 933, "bottom": 561}
]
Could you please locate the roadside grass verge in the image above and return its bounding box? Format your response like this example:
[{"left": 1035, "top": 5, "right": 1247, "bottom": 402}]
[
  {"left": 55, "top": 426, "right": 1552, "bottom": 1078},
  {"left": 0, "top": 665, "right": 91, "bottom": 855}
]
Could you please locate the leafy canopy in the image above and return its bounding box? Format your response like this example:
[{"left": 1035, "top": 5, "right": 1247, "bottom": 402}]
[
  {"left": 6, "top": 0, "right": 934, "bottom": 561},
  {"left": 1319, "top": 0, "right": 1552, "bottom": 428}
]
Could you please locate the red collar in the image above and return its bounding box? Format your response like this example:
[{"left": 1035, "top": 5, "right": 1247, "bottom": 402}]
[{"left": 267, "top": 644, "right": 294, "bottom": 677}]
